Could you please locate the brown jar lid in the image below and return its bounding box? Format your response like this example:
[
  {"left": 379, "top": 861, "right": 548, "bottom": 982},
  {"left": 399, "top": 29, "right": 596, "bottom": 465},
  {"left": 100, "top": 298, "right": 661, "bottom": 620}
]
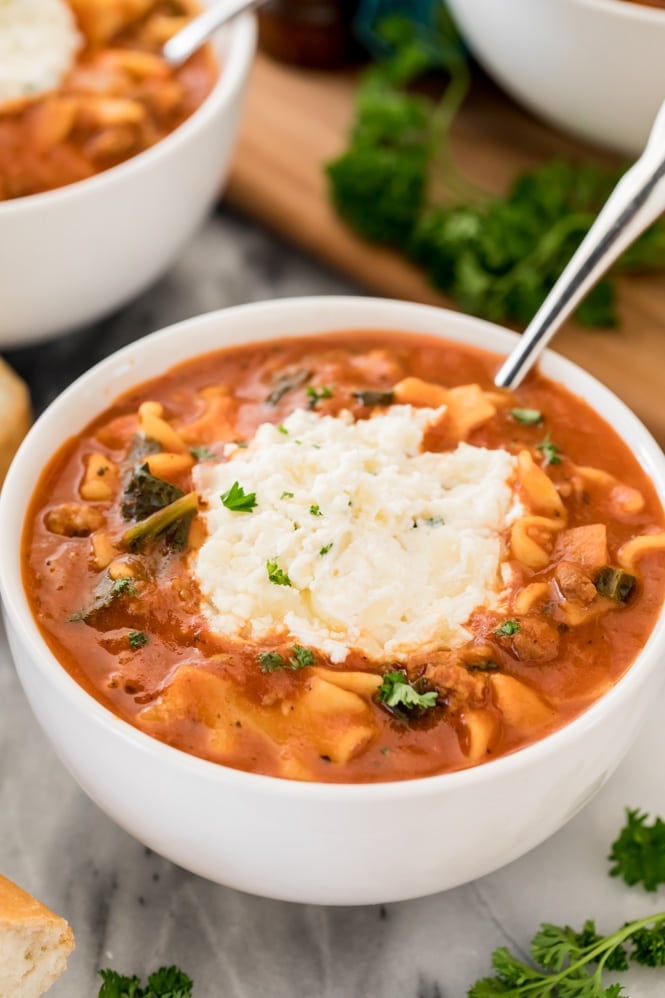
[{"left": 258, "top": 0, "right": 362, "bottom": 68}]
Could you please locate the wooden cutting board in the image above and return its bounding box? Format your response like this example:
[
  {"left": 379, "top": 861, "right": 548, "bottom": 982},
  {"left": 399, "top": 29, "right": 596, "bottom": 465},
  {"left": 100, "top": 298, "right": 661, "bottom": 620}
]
[{"left": 226, "top": 53, "right": 665, "bottom": 445}]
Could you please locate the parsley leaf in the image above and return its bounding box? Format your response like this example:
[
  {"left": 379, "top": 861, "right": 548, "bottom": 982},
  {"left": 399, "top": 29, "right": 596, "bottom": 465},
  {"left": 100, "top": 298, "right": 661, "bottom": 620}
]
[
  {"left": 68, "top": 575, "right": 138, "bottom": 622},
  {"left": 319, "top": 542, "right": 333, "bottom": 555},
  {"left": 98, "top": 965, "right": 192, "bottom": 998},
  {"left": 469, "top": 912, "right": 665, "bottom": 997},
  {"left": 536, "top": 434, "right": 562, "bottom": 466},
  {"left": 510, "top": 407, "right": 543, "bottom": 426},
  {"left": 376, "top": 670, "right": 437, "bottom": 715},
  {"left": 221, "top": 481, "right": 257, "bottom": 512},
  {"left": 306, "top": 384, "right": 334, "bottom": 409},
  {"left": 258, "top": 651, "right": 286, "bottom": 673},
  {"left": 609, "top": 808, "right": 665, "bottom": 892},
  {"left": 495, "top": 620, "right": 520, "bottom": 637},
  {"left": 266, "top": 559, "right": 291, "bottom": 587},
  {"left": 258, "top": 647, "right": 314, "bottom": 672},
  {"left": 128, "top": 630, "right": 148, "bottom": 650},
  {"left": 309, "top": 504, "right": 323, "bottom": 516},
  {"left": 289, "top": 645, "right": 315, "bottom": 669}
]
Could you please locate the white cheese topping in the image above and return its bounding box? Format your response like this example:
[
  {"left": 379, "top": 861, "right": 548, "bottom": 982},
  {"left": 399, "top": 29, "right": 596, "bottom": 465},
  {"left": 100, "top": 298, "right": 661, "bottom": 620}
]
[
  {"left": 0, "top": 0, "right": 81, "bottom": 106},
  {"left": 194, "top": 406, "right": 521, "bottom": 664}
]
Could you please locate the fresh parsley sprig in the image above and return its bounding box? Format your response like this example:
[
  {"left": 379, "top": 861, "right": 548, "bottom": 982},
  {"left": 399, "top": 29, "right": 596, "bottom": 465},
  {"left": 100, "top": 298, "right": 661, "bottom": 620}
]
[
  {"left": 258, "top": 645, "right": 315, "bottom": 672},
  {"left": 376, "top": 669, "right": 437, "bottom": 716},
  {"left": 98, "top": 965, "right": 192, "bottom": 998},
  {"left": 469, "top": 913, "right": 665, "bottom": 996},
  {"left": 221, "top": 481, "right": 257, "bottom": 512},
  {"left": 609, "top": 808, "right": 665, "bottom": 892}
]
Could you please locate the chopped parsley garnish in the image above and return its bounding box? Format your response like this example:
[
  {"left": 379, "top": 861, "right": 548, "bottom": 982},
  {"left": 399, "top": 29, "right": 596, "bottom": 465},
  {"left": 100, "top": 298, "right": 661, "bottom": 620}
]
[
  {"left": 495, "top": 619, "right": 520, "bottom": 637},
  {"left": 221, "top": 481, "right": 257, "bottom": 512},
  {"left": 510, "top": 407, "right": 543, "bottom": 426},
  {"left": 305, "top": 384, "right": 334, "bottom": 409},
  {"left": 258, "top": 651, "right": 286, "bottom": 673},
  {"left": 266, "top": 559, "right": 291, "bottom": 586},
  {"left": 319, "top": 542, "right": 333, "bottom": 556},
  {"left": 258, "top": 646, "right": 315, "bottom": 672},
  {"left": 351, "top": 389, "right": 395, "bottom": 407},
  {"left": 111, "top": 577, "right": 138, "bottom": 598},
  {"left": 189, "top": 445, "right": 214, "bottom": 462},
  {"left": 414, "top": 515, "right": 445, "bottom": 528},
  {"left": 309, "top": 504, "right": 323, "bottom": 517},
  {"left": 376, "top": 670, "right": 437, "bottom": 715},
  {"left": 536, "top": 433, "right": 562, "bottom": 466},
  {"left": 98, "top": 965, "right": 192, "bottom": 998},
  {"left": 265, "top": 368, "right": 312, "bottom": 406},
  {"left": 609, "top": 808, "right": 665, "bottom": 891},
  {"left": 128, "top": 630, "right": 148, "bottom": 650},
  {"left": 277, "top": 424, "right": 288, "bottom": 435},
  {"left": 281, "top": 491, "right": 294, "bottom": 499},
  {"left": 289, "top": 645, "right": 315, "bottom": 668}
]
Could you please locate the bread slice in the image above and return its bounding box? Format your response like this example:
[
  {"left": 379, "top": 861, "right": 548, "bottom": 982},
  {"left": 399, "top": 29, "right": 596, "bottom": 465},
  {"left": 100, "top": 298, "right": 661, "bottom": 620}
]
[
  {"left": 0, "top": 357, "right": 31, "bottom": 486},
  {"left": 0, "top": 875, "right": 74, "bottom": 997}
]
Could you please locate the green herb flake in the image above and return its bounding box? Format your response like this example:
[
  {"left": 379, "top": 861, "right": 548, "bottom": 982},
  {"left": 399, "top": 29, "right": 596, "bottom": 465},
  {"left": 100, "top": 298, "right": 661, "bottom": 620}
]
[
  {"left": 306, "top": 384, "right": 334, "bottom": 409},
  {"left": 495, "top": 620, "right": 520, "bottom": 638},
  {"left": 376, "top": 669, "right": 437, "bottom": 715},
  {"left": 536, "top": 433, "right": 562, "bottom": 466},
  {"left": 281, "top": 491, "right": 294, "bottom": 499},
  {"left": 258, "top": 651, "right": 286, "bottom": 673},
  {"left": 289, "top": 645, "right": 315, "bottom": 669},
  {"left": 221, "top": 481, "right": 257, "bottom": 512},
  {"left": 277, "top": 424, "right": 289, "bottom": 435},
  {"left": 510, "top": 407, "right": 543, "bottom": 426},
  {"left": 319, "top": 542, "right": 333, "bottom": 556},
  {"left": 190, "top": 445, "right": 215, "bottom": 462},
  {"left": 128, "top": 630, "right": 148, "bottom": 650},
  {"left": 309, "top": 504, "right": 323, "bottom": 517},
  {"left": 266, "top": 559, "right": 292, "bottom": 587}
]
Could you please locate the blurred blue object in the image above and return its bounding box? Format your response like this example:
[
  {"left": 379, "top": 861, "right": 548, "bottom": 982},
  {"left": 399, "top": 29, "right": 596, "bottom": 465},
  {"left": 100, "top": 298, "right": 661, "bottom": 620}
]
[{"left": 354, "top": 0, "right": 440, "bottom": 54}]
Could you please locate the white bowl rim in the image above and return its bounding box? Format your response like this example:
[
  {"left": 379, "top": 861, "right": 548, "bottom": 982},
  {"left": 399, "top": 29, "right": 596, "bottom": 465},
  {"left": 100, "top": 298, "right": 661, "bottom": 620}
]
[
  {"left": 3, "top": 295, "right": 665, "bottom": 803},
  {"left": 567, "top": 0, "right": 665, "bottom": 22},
  {"left": 0, "top": 11, "right": 256, "bottom": 216}
]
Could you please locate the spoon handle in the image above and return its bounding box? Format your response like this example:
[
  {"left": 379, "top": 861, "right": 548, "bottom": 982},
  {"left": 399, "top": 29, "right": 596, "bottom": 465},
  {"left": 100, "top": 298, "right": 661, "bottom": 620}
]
[
  {"left": 494, "top": 99, "right": 665, "bottom": 390},
  {"left": 163, "top": 0, "right": 260, "bottom": 67}
]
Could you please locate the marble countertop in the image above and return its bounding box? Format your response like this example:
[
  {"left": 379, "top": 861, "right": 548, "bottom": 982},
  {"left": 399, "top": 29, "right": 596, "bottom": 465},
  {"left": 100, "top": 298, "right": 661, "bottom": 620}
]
[{"left": 2, "top": 206, "right": 665, "bottom": 997}]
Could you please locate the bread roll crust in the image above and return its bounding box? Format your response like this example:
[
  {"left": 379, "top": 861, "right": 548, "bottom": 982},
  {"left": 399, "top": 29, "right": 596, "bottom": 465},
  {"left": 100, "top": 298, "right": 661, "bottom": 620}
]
[{"left": 0, "top": 874, "right": 74, "bottom": 997}]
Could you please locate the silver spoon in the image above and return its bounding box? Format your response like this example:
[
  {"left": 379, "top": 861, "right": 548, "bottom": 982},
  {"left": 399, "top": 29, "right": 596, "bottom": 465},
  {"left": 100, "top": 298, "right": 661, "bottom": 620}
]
[
  {"left": 163, "top": 0, "right": 264, "bottom": 68},
  {"left": 495, "top": 98, "right": 665, "bottom": 389}
]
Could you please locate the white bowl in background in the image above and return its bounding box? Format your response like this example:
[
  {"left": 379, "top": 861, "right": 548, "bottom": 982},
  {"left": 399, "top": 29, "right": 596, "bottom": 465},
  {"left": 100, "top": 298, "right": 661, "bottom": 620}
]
[
  {"left": 446, "top": 0, "right": 665, "bottom": 156},
  {"left": 0, "top": 10, "right": 255, "bottom": 348},
  {"left": 1, "top": 296, "right": 664, "bottom": 905}
]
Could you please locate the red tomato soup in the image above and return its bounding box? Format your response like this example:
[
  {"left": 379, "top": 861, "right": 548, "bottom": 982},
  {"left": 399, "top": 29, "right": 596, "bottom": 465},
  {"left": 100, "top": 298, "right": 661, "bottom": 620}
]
[
  {"left": 23, "top": 332, "right": 665, "bottom": 783},
  {"left": 0, "top": 0, "right": 217, "bottom": 201}
]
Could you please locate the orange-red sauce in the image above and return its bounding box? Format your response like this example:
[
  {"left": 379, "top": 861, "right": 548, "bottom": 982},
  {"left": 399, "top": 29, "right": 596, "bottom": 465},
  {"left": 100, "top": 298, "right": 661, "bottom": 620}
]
[
  {"left": 23, "top": 332, "right": 665, "bottom": 782},
  {"left": 0, "top": 1, "right": 217, "bottom": 201}
]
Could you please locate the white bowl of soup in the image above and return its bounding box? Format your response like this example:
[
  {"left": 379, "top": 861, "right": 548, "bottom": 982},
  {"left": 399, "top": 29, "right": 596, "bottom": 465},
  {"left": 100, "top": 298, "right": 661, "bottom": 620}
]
[
  {"left": 0, "top": 1, "right": 255, "bottom": 347},
  {"left": 445, "top": 0, "right": 665, "bottom": 156},
  {"left": 1, "top": 296, "right": 664, "bottom": 905}
]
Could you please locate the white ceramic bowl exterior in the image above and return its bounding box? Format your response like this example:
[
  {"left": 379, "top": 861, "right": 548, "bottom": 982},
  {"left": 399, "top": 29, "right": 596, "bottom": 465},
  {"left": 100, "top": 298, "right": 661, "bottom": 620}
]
[
  {"left": 0, "top": 11, "right": 255, "bottom": 347},
  {"left": 2, "top": 297, "right": 665, "bottom": 905},
  {"left": 446, "top": 0, "right": 665, "bottom": 156}
]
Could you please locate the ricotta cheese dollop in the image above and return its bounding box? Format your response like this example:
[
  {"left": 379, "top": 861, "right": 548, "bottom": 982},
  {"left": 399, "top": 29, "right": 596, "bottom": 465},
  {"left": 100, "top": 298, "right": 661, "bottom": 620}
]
[
  {"left": 0, "top": 0, "right": 81, "bottom": 106},
  {"left": 194, "top": 406, "right": 522, "bottom": 664}
]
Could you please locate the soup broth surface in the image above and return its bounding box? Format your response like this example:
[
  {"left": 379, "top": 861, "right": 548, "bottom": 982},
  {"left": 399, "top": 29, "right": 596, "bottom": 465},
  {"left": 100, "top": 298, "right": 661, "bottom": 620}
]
[{"left": 24, "top": 331, "right": 665, "bottom": 782}]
